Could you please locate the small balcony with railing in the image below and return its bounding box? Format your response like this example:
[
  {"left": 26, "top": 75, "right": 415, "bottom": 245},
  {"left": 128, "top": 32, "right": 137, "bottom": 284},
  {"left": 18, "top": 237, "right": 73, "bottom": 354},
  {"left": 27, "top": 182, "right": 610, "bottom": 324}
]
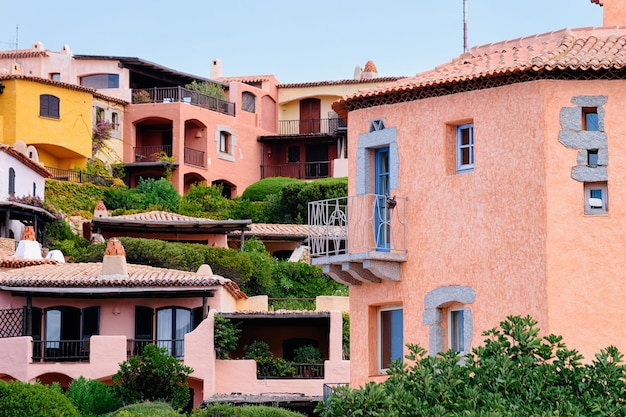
[
  {"left": 277, "top": 118, "right": 346, "bottom": 136},
  {"left": 308, "top": 194, "right": 408, "bottom": 285},
  {"left": 261, "top": 160, "right": 332, "bottom": 180},
  {"left": 131, "top": 87, "right": 235, "bottom": 116}
]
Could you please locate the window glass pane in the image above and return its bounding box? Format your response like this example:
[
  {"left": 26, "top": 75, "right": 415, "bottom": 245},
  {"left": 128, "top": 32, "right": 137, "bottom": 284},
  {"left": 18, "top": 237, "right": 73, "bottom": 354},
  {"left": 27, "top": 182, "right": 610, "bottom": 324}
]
[
  {"left": 46, "top": 310, "right": 61, "bottom": 347},
  {"left": 588, "top": 150, "right": 598, "bottom": 166},
  {"left": 590, "top": 189, "right": 602, "bottom": 199},
  {"left": 450, "top": 310, "right": 464, "bottom": 352},
  {"left": 380, "top": 308, "right": 403, "bottom": 369},
  {"left": 585, "top": 112, "right": 599, "bottom": 131},
  {"left": 82, "top": 307, "right": 100, "bottom": 338},
  {"left": 157, "top": 309, "right": 173, "bottom": 354}
]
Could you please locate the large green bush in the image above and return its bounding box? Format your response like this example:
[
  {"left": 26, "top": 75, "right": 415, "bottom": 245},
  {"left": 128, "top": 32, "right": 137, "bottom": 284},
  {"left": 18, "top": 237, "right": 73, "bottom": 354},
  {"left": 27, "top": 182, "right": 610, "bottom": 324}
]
[
  {"left": 66, "top": 376, "right": 122, "bottom": 417},
  {"left": 193, "top": 403, "right": 306, "bottom": 416},
  {"left": 269, "top": 260, "right": 347, "bottom": 299},
  {"left": 103, "top": 178, "right": 179, "bottom": 213},
  {"left": 241, "top": 177, "right": 302, "bottom": 202},
  {"left": 104, "top": 401, "right": 180, "bottom": 416},
  {"left": 178, "top": 183, "right": 234, "bottom": 219},
  {"left": 214, "top": 315, "right": 241, "bottom": 359},
  {"left": 275, "top": 177, "right": 348, "bottom": 224},
  {"left": 0, "top": 380, "right": 81, "bottom": 417},
  {"left": 317, "top": 315, "right": 626, "bottom": 417},
  {"left": 112, "top": 344, "right": 193, "bottom": 410}
]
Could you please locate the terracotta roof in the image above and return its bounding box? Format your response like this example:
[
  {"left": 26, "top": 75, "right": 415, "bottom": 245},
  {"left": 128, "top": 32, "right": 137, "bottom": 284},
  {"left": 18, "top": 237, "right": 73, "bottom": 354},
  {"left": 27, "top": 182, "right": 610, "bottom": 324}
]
[
  {"left": 228, "top": 223, "right": 308, "bottom": 239},
  {"left": 218, "top": 75, "right": 275, "bottom": 83},
  {"left": 363, "top": 60, "right": 378, "bottom": 72},
  {"left": 0, "top": 49, "right": 48, "bottom": 59},
  {"left": 113, "top": 211, "right": 214, "bottom": 222},
  {"left": 95, "top": 200, "right": 107, "bottom": 211},
  {"left": 0, "top": 262, "right": 247, "bottom": 299},
  {"left": 0, "top": 75, "right": 127, "bottom": 105},
  {"left": 0, "top": 145, "right": 51, "bottom": 178},
  {"left": 334, "top": 26, "right": 626, "bottom": 115},
  {"left": 279, "top": 76, "right": 403, "bottom": 89},
  {"left": 0, "top": 258, "right": 58, "bottom": 269}
]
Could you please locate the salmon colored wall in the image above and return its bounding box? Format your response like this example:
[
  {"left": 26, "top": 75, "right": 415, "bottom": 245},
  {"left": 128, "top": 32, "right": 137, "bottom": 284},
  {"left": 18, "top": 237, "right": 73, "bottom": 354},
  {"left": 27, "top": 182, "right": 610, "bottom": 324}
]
[{"left": 345, "top": 78, "right": 626, "bottom": 388}]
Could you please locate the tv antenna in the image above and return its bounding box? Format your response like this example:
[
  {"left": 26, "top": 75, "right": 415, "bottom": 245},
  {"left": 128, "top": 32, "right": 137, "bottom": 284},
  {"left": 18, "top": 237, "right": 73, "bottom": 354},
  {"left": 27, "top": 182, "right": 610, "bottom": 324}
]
[
  {"left": 2, "top": 25, "right": 19, "bottom": 50},
  {"left": 463, "top": 0, "right": 468, "bottom": 52}
]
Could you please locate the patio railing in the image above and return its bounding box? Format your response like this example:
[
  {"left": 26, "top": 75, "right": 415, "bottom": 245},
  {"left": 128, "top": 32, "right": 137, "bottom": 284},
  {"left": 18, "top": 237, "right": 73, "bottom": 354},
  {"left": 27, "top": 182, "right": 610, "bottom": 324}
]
[
  {"left": 45, "top": 167, "right": 114, "bottom": 186},
  {"left": 278, "top": 118, "right": 346, "bottom": 135},
  {"left": 257, "top": 362, "right": 324, "bottom": 379},
  {"left": 184, "top": 147, "right": 206, "bottom": 167},
  {"left": 133, "top": 145, "right": 172, "bottom": 162},
  {"left": 32, "top": 339, "right": 90, "bottom": 362},
  {"left": 261, "top": 161, "right": 330, "bottom": 179},
  {"left": 132, "top": 87, "right": 235, "bottom": 116}
]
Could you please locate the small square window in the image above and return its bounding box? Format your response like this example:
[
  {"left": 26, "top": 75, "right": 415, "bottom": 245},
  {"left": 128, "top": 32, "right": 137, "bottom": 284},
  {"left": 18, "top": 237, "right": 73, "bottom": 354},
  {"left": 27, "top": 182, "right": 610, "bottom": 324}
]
[
  {"left": 287, "top": 146, "right": 300, "bottom": 163},
  {"left": 50, "top": 73, "right": 61, "bottom": 81},
  {"left": 378, "top": 306, "right": 403, "bottom": 372},
  {"left": 584, "top": 182, "right": 608, "bottom": 214},
  {"left": 449, "top": 309, "right": 465, "bottom": 353},
  {"left": 583, "top": 107, "right": 599, "bottom": 131},
  {"left": 587, "top": 149, "right": 598, "bottom": 167},
  {"left": 456, "top": 124, "right": 474, "bottom": 172}
]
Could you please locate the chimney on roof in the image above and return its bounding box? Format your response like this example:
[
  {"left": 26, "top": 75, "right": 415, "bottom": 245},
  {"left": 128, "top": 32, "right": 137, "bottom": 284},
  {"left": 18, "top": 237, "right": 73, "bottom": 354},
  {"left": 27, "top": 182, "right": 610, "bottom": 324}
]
[
  {"left": 99, "top": 238, "right": 128, "bottom": 280},
  {"left": 94, "top": 200, "right": 108, "bottom": 218},
  {"left": 210, "top": 59, "right": 222, "bottom": 79},
  {"left": 13, "top": 226, "right": 42, "bottom": 260},
  {"left": 592, "top": 0, "right": 626, "bottom": 27}
]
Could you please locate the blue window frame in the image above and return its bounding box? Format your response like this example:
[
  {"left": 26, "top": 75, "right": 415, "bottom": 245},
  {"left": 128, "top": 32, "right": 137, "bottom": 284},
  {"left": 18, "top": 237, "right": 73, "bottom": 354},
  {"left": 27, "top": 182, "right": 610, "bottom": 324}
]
[
  {"left": 456, "top": 124, "right": 474, "bottom": 172},
  {"left": 583, "top": 107, "right": 599, "bottom": 131},
  {"left": 379, "top": 307, "right": 403, "bottom": 371}
]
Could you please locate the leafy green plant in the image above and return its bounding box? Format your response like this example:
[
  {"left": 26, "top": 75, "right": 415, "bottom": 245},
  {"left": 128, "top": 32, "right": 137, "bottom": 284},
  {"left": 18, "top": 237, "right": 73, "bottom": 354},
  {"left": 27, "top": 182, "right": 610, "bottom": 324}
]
[
  {"left": 317, "top": 315, "right": 626, "bottom": 417},
  {"left": 214, "top": 315, "right": 241, "bottom": 359},
  {"left": 293, "top": 345, "right": 322, "bottom": 364},
  {"left": 244, "top": 341, "right": 296, "bottom": 377},
  {"left": 342, "top": 313, "right": 350, "bottom": 360},
  {"left": 104, "top": 401, "right": 180, "bottom": 416},
  {"left": 269, "top": 261, "right": 347, "bottom": 299},
  {"left": 241, "top": 177, "right": 302, "bottom": 202},
  {"left": 178, "top": 183, "right": 233, "bottom": 219},
  {"left": 244, "top": 340, "right": 273, "bottom": 361},
  {"left": 112, "top": 344, "right": 193, "bottom": 410},
  {"left": 132, "top": 90, "right": 151, "bottom": 104},
  {"left": 192, "top": 403, "right": 306, "bottom": 416},
  {"left": 0, "top": 380, "right": 81, "bottom": 417},
  {"left": 185, "top": 81, "right": 226, "bottom": 100},
  {"left": 66, "top": 376, "right": 122, "bottom": 417}
]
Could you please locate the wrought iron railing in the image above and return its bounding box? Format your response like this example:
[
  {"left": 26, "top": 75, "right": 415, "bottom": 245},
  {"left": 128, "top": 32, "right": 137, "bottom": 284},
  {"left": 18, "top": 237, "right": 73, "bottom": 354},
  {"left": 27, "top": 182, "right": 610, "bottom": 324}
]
[
  {"left": 32, "top": 339, "right": 90, "bottom": 362},
  {"left": 268, "top": 298, "right": 316, "bottom": 311},
  {"left": 184, "top": 147, "right": 206, "bottom": 167},
  {"left": 308, "top": 194, "right": 408, "bottom": 257},
  {"left": 0, "top": 308, "right": 24, "bottom": 338},
  {"left": 45, "top": 167, "right": 114, "bottom": 186},
  {"left": 256, "top": 362, "right": 325, "bottom": 379},
  {"left": 133, "top": 145, "right": 173, "bottom": 162},
  {"left": 261, "top": 161, "right": 330, "bottom": 179},
  {"left": 132, "top": 87, "right": 235, "bottom": 116},
  {"left": 127, "top": 339, "right": 185, "bottom": 360},
  {"left": 278, "top": 118, "right": 346, "bottom": 135}
]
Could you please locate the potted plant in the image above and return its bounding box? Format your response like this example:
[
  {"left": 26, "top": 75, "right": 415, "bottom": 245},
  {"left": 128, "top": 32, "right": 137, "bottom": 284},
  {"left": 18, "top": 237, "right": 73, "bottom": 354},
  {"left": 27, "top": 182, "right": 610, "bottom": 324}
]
[{"left": 293, "top": 344, "right": 322, "bottom": 377}]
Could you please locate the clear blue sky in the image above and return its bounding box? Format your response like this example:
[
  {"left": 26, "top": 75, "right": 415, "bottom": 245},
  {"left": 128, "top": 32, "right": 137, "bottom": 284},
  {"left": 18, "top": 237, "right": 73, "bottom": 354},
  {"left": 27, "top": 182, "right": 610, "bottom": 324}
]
[{"left": 2, "top": 1, "right": 603, "bottom": 84}]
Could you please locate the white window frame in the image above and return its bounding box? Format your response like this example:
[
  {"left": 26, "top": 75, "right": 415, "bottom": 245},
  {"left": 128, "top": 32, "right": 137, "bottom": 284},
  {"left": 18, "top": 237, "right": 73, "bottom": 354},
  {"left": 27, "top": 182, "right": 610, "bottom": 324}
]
[
  {"left": 456, "top": 123, "right": 474, "bottom": 172},
  {"left": 377, "top": 306, "right": 403, "bottom": 373},
  {"left": 584, "top": 182, "right": 608, "bottom": 214},
  {"left": 448, "top": 308, "right": 465, "bottom": 353}
]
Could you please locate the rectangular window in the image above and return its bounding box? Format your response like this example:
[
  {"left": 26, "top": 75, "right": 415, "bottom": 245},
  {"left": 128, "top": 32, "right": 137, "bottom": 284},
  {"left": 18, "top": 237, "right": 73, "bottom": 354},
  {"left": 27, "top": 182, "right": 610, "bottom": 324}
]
[
  {"left": 111, "top": 112, "right": 119, "bottom": 129},
  {"left": 587, "top": 149, "right": 598, "bottom": 167},
  {"left": 220, "top": 131, "right": 230, "bottom": 154},
  {"left": 40, "top": 94, "right": 60, "bottom": 119},
  {"left": 583, "top": 107, "right": 599, "bottom": 131},
  {"left": 50, "top": 73, "right": 61, "bottom": 81},
  {"left": 379, "top": 307, "right": 403, "bottom": 371},
  {"left": 449, "top": 309, "right": 464, "bottom": 353},
  {"left": 584, "top": 182, "right": 608, "bottom": 214},
  {"left": 95, "top": 107, "right": 105, "bottom": 122},
  {"left": 456, "top": 124, "right": 474, "bottom": 172},
  {"left": 287, "top": 146, "right": 300, "bottom": 163}
]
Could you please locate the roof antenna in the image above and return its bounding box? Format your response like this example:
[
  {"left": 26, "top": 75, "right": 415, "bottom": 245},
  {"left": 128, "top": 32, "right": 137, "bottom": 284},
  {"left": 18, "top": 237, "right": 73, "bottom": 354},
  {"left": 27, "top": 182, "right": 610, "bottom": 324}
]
[
  {"left": 15, "top": 25, "right": 19, "bottom": 51},
  {"left": 463, "top": 0, "right": 468, "bottom": 52}
]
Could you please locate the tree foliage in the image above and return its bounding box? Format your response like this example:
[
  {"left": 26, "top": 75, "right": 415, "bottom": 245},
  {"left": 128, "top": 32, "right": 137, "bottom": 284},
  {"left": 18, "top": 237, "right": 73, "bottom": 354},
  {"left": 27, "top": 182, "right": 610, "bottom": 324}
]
[
  {"left": 66, "top": 376, "right": 122, "bottom": 417},
  {"left": 192, "top": 403, "right": 306, "bottom": 416},
  {"left": 112, "top": 344, "right": 193, "bottom": 410},
  {"left": 317, "top": 315, "right": 626, "bottom": 417},
  {"left": 214, "top": 315, "right": 242, "bottom": 359},
  {"left": 103, "top": 178, "right": 180, "bottom": 213}
]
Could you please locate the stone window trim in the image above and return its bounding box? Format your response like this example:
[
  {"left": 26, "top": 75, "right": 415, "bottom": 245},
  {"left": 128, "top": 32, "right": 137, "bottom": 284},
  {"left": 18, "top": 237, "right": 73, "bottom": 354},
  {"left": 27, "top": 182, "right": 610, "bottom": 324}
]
[
  {"left": 356, "top": 125, "right": 398, "bottom": 195},
  {"left": 215, "top": 125, "right": 236, "bottom": 162},
  {"left": 422, "top": 285, "right": 475, "bottom": 356}
]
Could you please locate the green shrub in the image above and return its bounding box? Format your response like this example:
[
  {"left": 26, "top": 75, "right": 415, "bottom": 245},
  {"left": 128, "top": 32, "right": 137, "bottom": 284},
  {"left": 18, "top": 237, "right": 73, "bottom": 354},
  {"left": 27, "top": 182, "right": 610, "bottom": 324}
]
[
  {"left": 45, "top": 179, "right": 107, "bottom": 216},
  {"left": 112, "top": 344, "right": 193, "bottom": 410},
  {"left": 178, "top": 183, "right": 233, "bottom": 219},
  {"left": 293, "top": 345, "right": 322, "bottom": 364},
  {"left": 134, "top": 178, "right": 180, "bottom": 212},
  {"left": 244, "top": 340, "right": 272, "bottom": 361},
  {"left": 185, "top": 81, "right": 226, "bottom": 100},
  {"left": 193, "top": 403, "right": 306, "bottom": 417},
  {"left": 241, "top": 177, "right": 302, "bottom": 202},
  {"left": 0, "top": 380, "right": 81, "bottom": 417},
  {"left": 244, "top": 341, "right": 296, "bottom": 377},
  {"left": 104, "top": 401, "right": 180, "bottom": 416},
  {"left": 239, "top": 238, "right": 274, "bottom": 296},
  {"left": 318, "top": 315, "right": 626, "bottom": 417},
  {"left": 214, "top": 315, "right": 241, "bottom": 359},
  {"left": 342, "top": 313, "right": 350, "bottom": 360},
  {"left": 66, "top": 376, "right": 122, "bottom": 417},
  {"left": 279, "top": 178, "right": 347, "bottom": 224},
  {"left": 269, "top": 261, "right": 347, "bottom": 299}
]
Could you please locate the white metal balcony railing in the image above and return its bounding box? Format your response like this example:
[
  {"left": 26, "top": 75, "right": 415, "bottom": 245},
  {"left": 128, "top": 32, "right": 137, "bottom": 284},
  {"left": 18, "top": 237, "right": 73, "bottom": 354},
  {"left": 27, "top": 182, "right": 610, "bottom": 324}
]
[{"left": 308, "top": 194, "right": 407, "bottom": 257}]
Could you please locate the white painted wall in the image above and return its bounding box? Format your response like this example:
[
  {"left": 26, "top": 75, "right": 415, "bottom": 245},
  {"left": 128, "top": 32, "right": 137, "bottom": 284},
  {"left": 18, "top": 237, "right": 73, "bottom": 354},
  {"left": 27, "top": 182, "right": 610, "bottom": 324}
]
[{"left": 0, "top": 152, "right": 47, "bottom": 202}]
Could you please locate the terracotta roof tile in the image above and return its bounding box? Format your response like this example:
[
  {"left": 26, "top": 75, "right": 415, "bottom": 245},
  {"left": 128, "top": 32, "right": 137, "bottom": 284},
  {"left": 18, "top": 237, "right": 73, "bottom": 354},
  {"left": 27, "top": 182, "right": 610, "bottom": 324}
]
[
  {"left": 0, "top": 258, "right": 58, "bottom": 269},
  {"left": 228, "top": 223, "right": 308, "bottom": 238},
  {"left": 279, "top": 76, "right": 403, "bottom": 89},
  {"left": 95, "top": 200, "right": 107, "bottom": 211},
  {"left": 363, "top": 60, "right": 378, "bottom": 72},
  {"left": 0, "top": 50, "right": 48, "bottom": 59},
  {"left": 114, "top": 210, "right": 214, "bottom": 222},
  {"left": 0, "top": 145, "right": 51, "bottom": 178},
  {"left": 0, "top": 262, "right": 247, "bottom": 299},
  {"left": 335, "top": 27, "right": 626, "bottom": 110}
]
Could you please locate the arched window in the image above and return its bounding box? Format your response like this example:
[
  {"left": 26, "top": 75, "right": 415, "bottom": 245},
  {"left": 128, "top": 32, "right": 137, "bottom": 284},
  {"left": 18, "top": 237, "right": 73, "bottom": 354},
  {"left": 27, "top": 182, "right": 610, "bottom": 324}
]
[
  {"left": 40, "top": 94, "right": 60, "bottom": 118},
  {"left": 8, "top": 167, "right": 15, "bottom": 196},
  {"left": 242, "top": 91, "right": 256, "bottom": 113}
]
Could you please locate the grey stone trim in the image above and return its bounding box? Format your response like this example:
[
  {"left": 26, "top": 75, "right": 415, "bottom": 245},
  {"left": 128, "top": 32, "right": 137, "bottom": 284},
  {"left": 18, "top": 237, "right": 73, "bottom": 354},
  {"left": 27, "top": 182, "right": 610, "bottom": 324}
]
[
  {"left": 558, "top": 96, "right": 608, "bottom": 184},
  {"left": 215, "top": 125, "right": 236, "bottom": 162},
  {"left": 423, "top": 285, "right": 475, "bottom": 357},
  {"left": 423, "top": 285, "right": 475, "bottom": 310},
  {"left": 356, "top": 127, "right": 398, "bottom": 195}
]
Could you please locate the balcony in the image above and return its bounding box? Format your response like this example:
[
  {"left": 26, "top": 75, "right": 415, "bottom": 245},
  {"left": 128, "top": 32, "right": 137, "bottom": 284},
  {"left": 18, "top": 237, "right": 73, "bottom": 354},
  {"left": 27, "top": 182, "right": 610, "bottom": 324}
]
[
  {"left": 127, "top": 339, "right": 185, "bottom": 360},
  {"left": 184, "top": 147, "right": 206, "bottom": 167},
  {"left": 32, "top": 339, "right": 90, "bottom": 362},
  {"left": 261, "top": 161, "right": 331, "bottom": 179},
  {"left": 278, "top": 118, "right": 346, "bottom": 136},
  {"left": 132, "top": 87, "right": 235, "bottom": 116},
  {"left": 133, "top": 145, "right": 172, "bottom": 162},
  {"left": 308, "top": 194, "right": 408, "bottom": 285}
]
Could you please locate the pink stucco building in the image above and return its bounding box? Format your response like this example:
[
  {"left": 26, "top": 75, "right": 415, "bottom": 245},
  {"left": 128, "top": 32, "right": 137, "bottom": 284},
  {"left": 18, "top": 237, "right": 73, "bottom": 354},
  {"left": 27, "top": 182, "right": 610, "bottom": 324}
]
[
  {"left": 309, "top": 0, "right": 626, "bottom": 388},
  {"left": 0, "top": 233, "right": 348, "bottom": 409}
]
